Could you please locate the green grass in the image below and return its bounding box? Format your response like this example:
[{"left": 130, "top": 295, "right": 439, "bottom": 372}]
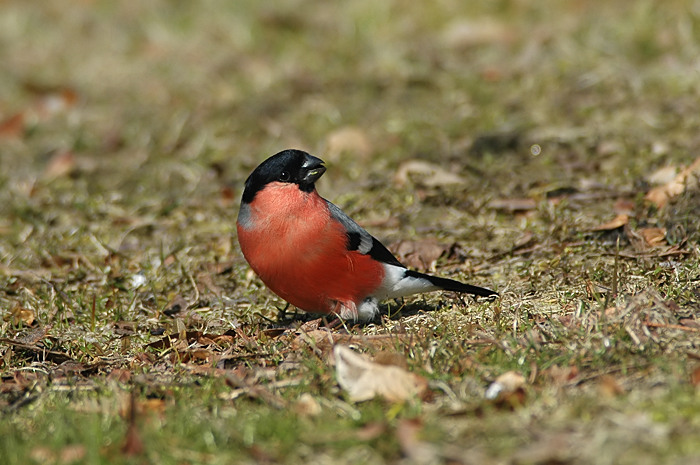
[{"left": 1, "top": 0, "right": 700, "bottom": 463}]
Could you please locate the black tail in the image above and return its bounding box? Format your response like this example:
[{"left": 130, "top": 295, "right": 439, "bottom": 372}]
[{"left": 405, "top": 270, "right": 498, "bottom": 298}]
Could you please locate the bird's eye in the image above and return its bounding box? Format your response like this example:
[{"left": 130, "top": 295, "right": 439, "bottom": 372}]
[{"left": 279, "top": 171, "right": 291, "bottom": 181}]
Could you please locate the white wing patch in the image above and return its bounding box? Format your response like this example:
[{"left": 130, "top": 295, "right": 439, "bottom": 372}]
[{"left": 372, "top": 264, "right": 440, "bottom": 300}]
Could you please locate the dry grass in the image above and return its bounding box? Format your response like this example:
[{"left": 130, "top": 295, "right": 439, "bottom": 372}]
[{"left": 1, "top": 1, "right": 699, "bottom": 464}]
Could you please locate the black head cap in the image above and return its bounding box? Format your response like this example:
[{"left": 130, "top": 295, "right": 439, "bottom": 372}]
[{"left": 241, "top": 149, "right": 326, "bottom": 204}]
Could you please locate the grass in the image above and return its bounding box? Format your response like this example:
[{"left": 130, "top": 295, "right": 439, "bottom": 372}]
[{"left": 1, "top": 0, "right": 700, "bottom": 463}]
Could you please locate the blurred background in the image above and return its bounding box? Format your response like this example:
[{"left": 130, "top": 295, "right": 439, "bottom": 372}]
[{"left": 1, "top": 0, "right": 698, "bottom": 313}]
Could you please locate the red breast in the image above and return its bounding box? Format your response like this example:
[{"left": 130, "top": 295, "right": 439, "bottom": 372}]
[{"left": 237, "top": 182, "right": 385, "bottom": 314}]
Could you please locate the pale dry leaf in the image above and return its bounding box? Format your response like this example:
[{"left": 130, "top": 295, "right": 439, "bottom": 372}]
[
  {"left": 394, "top": 160, "right": 465, "bottom": 187},
  {"left": 487, "top": 197, "right": 537, "bottom": 212},
  {"left": 333, "top": 345, "right": 427, "bottom": 402},
  {"left": 647, "top": 165, "right": 679, "bottom": 186},
  {"left": 5, "top": 303, "right": 35, "bottom": 326},
  {"left": 590, "top": 213, "right": 629, "bottom": 231},
  {"left": 42, "top": 151, "right": 76, "bottom": 180},
  {"left": 442, "top": 19, "right": 514, "bottom": 48},
  {"left": 485, "top": 370, "right": 526, "bottom": 400},
  {"left": 646, "top": 156, "right": 700, "bottom": 208},
  {"left": 390, "top": 238, "right": 449, "bottom": 270},
  {"left": 325, "top": 126, "right": 373, "bottom": 161}
]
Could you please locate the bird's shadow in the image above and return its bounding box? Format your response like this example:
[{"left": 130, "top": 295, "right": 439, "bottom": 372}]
[{"left": 269, "top": 296, "right": 481, "bottom": 329}]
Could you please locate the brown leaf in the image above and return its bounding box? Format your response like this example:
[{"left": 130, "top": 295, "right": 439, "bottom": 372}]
[
  {"left": 638, "top": 227, "right": 666, "bottom": 247},
  {"left": 646, "top": 156, "right": 700, "bottom": 208},
  {"left": 394, "top": 160, "right": 465, "bottom": 187},
  {"left": 0, "top": 113, "right": 25, "bottom": 138},
  {"left": 613, "top": 199, "right": 636, "bottom": 215},
  {"left": 599, "top": 375, "right": 624, "bottom": 397},
  {"left": 42, "top": 150, "right": 76, "bottom": 180},
  {"left": 390, "top": 239, "right": 449, "bottom": 270},
  {"left": 5, "top": 303, "right": 35, "bottom": 326},
  {"left": 196, "top": 272, "right": 223, "bottom": 297},
  {"left": 333, "top": 345, "right": 427, "bottom": 402},
  {"left": 691, "top": 365, "right": 700, "bottom": 388},
  {"left": 590, "top": 214, "right": 629, "bottom": 231}
]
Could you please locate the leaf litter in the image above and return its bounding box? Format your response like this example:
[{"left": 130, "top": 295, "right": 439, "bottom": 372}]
[{"left": 1, "top": 1, "right": 700, "bottom": 464}]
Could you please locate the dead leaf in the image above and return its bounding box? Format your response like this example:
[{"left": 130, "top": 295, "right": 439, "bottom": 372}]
[
  {"left": 485, "top": 371, "right": 526, "bottom": 406},
  {"left": 394, "top": 160, "right": 465, "bottom": 187},
  {"left": 325, "top": 126, "right": 373, "bottom": 161},
  {"left": 333, "top": 345, "right": 427, "bottom": 402},
  {"left": 647, "top": 165, "right": 679, "bottom": 186},
  {"left": 691, "top": 365, "right": 700, "bottom": 388},
  {"left": 487, "top": 197, "right": 537, "bottom": 212},
  {"left": 5, "top": 303, "right": 35, "bottom": 326},
  {"left": 390, "top": 238, "right": 449, "bottom": 270},
  {"left": 599, "top": 375, "right": 624, "bottom": 397},
  {"left": 196, "top": 272, "right": 223, "bottom": 297},
  {"left": 590, "top": 214, "right": 629, "bottom": 231},
  {"left": 42, "top": 150, "right": 76, "bottom": 180},
  {"left": 613, "top": 199, "right": 636, "bottom": 215},
  {"left": 16, "top": 325, "right": 49, "bottom": 344},
  {"left": 0, "top": 113, "right": 25, "bottom": 138},
  {"left": 646, "top": 156, "right": 700, "bottom": 208},
  {"left": 638, "top": 227, "right": 666, "bottom": 247}
]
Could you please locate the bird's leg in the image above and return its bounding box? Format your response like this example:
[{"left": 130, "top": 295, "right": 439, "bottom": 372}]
[{"left": 276, "top": 302, "right": 291, "bottom": 322}]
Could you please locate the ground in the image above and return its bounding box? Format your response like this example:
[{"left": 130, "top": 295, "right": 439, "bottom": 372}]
[{"left": 1, "top": 1, "right": 699, "bottom": 464}]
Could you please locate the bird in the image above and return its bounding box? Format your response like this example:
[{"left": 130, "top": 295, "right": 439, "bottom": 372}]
[{"left": 236, "top": 149, "right": 498, "bottom": 321}]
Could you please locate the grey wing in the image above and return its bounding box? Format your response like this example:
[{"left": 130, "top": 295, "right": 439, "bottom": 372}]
[{"left": 325, "top": 200, "right": 404, "bottom": 268}]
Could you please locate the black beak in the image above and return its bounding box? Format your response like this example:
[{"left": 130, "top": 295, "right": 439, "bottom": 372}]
[{"left": 301, "top": 155, "right": 326, "bottom": 184}]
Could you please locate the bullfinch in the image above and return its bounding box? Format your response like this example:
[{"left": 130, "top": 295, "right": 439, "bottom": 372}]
[{"left": 237, "top": 149, "right": 498, "bottom": 321}]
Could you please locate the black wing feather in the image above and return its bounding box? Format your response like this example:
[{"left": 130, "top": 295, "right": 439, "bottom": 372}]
[{"left": 326, "top": 200, "right": 404, "bottom": 267}]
